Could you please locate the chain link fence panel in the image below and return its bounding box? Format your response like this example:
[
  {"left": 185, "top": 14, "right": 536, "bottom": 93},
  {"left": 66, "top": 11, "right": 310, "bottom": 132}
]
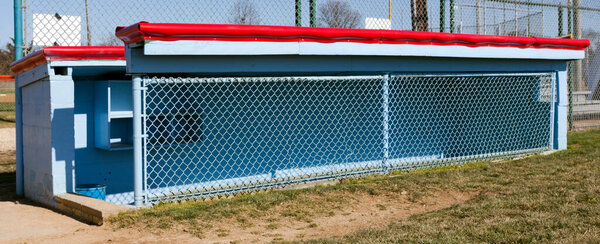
[{"left": 141, "top": 73, "right": 554, "bottom": 203}]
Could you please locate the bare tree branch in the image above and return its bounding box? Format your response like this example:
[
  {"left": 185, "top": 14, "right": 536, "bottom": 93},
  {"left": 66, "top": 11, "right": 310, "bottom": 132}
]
[
  {"left": 231, "top": 0, "right": 261, "bottom": 25},
  {"left": 318, "top": 0, "right": 361, "bottom": 29}
]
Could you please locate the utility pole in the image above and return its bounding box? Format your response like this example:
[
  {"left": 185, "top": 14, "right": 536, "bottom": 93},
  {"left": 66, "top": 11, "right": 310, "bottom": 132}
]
[
  {"left": 85, "top": 0, "right": 91, "bottom": 45},
  {"left": 476, "top": 0, "right": 482, "bottom": 34}
]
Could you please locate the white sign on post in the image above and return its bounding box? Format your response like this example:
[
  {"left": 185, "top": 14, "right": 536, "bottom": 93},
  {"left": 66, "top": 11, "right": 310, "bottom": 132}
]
[
  {"left": 33, "top": 13, "right": 82, "bottom": 46},
  {"left": 365, "top": 17, "right": 392, "bottom": 30}
]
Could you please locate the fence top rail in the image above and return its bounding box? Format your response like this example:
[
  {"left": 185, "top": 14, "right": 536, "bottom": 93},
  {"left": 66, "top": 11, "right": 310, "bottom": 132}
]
[
  {"left": 10, "top": 46, "right": 125, "bottom": 75},
  {"left": 116, "top": 22, "right": 590, "bottom": 51}
]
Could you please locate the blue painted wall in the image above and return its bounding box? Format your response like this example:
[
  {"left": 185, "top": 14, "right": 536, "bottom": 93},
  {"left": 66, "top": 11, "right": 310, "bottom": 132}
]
[{"left": 74, "top": 80, "right": 133, "bottom": 204}]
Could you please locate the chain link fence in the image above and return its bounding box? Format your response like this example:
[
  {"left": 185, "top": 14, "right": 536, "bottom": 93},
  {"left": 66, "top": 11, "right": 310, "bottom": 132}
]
[{"left": 141, "top": 73, "right": 554, "bottom": 203}]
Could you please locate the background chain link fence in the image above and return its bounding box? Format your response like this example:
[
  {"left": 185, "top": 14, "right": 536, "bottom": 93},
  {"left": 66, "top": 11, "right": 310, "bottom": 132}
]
[
  {"left": 0, "top": 77, "right": 15, "bottom": 123},
  {"left": 142, "top": 73, "right": 553, "bottom": 203},
  {"left": 13, "top": 0, "right": 600, "bottom": 130}
]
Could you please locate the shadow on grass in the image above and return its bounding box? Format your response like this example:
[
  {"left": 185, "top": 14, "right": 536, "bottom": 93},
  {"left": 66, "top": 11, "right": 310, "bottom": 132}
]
[{"left": 0, "top": 171, "right": 18, "bottom": 201}]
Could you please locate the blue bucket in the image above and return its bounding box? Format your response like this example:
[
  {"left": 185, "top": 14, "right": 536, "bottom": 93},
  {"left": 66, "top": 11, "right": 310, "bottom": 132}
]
[{"left": 75, "top": 184, "right": 106, "bottom": 200}]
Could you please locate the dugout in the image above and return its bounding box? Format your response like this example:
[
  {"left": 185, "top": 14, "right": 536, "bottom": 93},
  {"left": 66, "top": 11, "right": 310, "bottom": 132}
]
[
  {"left": 9, "top": 23, "right": 589, "bottom": 207},
  {"left": 10, "top": 46, "right": 133, "bottom": 206},
  {"left": 116, "top": 22, "right": 589, "bottom": 206}
]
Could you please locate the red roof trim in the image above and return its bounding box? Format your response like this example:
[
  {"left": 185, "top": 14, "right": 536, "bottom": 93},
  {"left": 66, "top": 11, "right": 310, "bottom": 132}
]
[
  {"left": 10, "top": 46, "right": 125, "bottom": 75},
  {"left": 0, "top": 75, "right": 15, "bottom": 81},
  {"left": 116, "top": 22, "right": 590, "bottom": 51}
]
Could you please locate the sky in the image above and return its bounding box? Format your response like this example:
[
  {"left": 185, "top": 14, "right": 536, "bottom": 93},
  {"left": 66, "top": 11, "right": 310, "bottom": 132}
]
[
  {"left": 2, "top": 0, "right": 600, "bottom": 48},
  {"left": 1, "top": 1, "right": 14, "bottom": 45}
]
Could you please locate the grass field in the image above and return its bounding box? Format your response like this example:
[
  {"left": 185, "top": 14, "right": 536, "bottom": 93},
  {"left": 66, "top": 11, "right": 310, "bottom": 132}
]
[
  {"left": 0, "top": 88, "right": 15, "bottom": 123},
  {"left": 109, "top": 129, "right": 600, "bottom": 243}
]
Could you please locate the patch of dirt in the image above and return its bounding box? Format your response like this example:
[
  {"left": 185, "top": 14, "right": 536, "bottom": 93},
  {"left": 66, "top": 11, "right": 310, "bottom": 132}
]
[
  {"left": 0, "top": 200, "right": 90, "bottom": 243},
  {"left": 0, "top": 128, "right": 15, "bottom": 151},
  {"left": 0, "top": 93, "right": 15, "bottom": 103},
  {"left": 2, "top": 190, "right": 477, "bottom": 244},
  {"left": 199, "top": 190, "right": 478, "bottom": 243}
]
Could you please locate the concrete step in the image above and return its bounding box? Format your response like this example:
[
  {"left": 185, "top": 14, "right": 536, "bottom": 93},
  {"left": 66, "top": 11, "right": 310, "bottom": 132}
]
[{"left": 55, "top": 193, "right": 129, "bottom": 225}]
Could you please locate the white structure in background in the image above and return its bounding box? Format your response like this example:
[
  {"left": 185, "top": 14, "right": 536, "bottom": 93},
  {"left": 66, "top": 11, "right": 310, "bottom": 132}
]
[
  {"left": 365, "top": 17, "right": 391, "bottom": 30},
  {"left": 33, "top": 13, "right": 82, "bottom": 46}
]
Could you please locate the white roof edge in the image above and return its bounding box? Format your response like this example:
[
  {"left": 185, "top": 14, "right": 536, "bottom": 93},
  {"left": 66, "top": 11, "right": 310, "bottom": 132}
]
[
  {"left": 48, "top": 60, "right": 127, "bottom": 67},
  {"left": 143, "top": 40, "right": 585, "bottom": 60}
]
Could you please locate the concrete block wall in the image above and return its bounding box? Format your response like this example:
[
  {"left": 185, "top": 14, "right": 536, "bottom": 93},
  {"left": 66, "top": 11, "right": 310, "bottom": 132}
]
[{"left": 20, "top": 73, "right": 75, "bottom": 207}]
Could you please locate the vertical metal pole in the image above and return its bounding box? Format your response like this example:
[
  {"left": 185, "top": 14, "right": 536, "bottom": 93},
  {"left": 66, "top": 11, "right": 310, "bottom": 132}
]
[
  {"left": 14, "top": 0, "right": 23, "bottom": 60},
  {"left": 572, "top": 0, "right": 583, "bottom": 91},
  {"left": 382, "top": 74, "right": 390, "bottom": 173},
  {"left": 514, "top": 4, "right": 518, "bottom": 35},
  {"left": 132, "top": 75, "right": 143, "bottom": 206},
  {"left": 295, "top": 0, "right": 302, "bottom": 27},
  {"left": 449, "top": 0, "right": 455, "bottom": 33},
  {"left": 502, "top": 2, "right": 506, "bottom": 35},
  {"left": 309, "top": 0, "right": 316, "bottom": 27},
  {"left": 22, "top": 0, "right": 26, "bottom": 52},
  {"left": 440, "top": 0, "right": 446, "bottom": 32},
  {"left": 389, "top": 0, "right": 391, "bottom": 20},
  {"left": 541, "top": 0, "right": 545, "bottom": 36},
  {"left": 549, "top": 73, "right": 556, "bottom": 150},
  {"left": 526, "top": 4, "right": 530, "bottom": 36},
  {"left": 483, "top": 0, "right": 487, "bottom": 35},
  {"left": 14, "top": 0, "right": 23, "bottom": 197},
  {"left": 558, "top": 7, "right": 563, "bottom": 36},
  {"left": 568, "top": 64, "right": 574, "bottom": 130},
  {"left": 567, "top": 0, "right": 572, "bottom": 34},
  {"left": 567, "top": 0, "right": 574, "bottom": 130}
]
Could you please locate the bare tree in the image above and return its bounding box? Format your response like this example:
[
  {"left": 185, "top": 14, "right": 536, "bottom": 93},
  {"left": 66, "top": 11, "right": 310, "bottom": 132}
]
[
  {"left": 98, "top": 34, "right": 123, "bottom": 46},
  {"left": 0, "top": 39, "right": 34, "bottom": 74},
  {"left": 318, "top": 0, "right": 361, "bottom": 29},
  {"left": 0, "top": 40, "right": 15, "bottom": 75},
  {"left": 231, "top": 0, "right": 261, "bottom": 25}
]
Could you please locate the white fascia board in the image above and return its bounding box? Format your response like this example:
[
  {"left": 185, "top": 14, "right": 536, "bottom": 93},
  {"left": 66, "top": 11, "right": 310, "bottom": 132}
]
[
  {"left": 143, "top": 40, "right": 585, "bottom": 60},
  {"left": 48, "top": 60, "right": 126, "bottom": 68}
]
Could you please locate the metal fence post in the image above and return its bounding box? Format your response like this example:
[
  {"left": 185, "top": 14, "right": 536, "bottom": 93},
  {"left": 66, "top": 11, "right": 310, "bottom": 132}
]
[
  {"left": 132, "top": 75, "right": 144, "bottom": 206},
  {"left": 558, "top": 6, "right": 563, "bottom": 36},
  {"left": 14, "top": 0, "right": 23, "bottom": 60},
  {"left": 309, "top": 0, "right": 316, "bottom": 27},
  {"left": 14, "top": 0, "right": 24, "bottom": 197},
  {"left": 449, "top": 0, "right": 455, "bottom": 33},
  {"left": 440, "top": 0, "right": 446, "bottom": 32},
  {"left": 572, "top": 0, "right": 583, "bottom": 91},
  {"left": 382, "top": 74, "right": 390, "bottom": 173},
  {"left": 295, "top": 0, "right": 302, "bottom": 27}
]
